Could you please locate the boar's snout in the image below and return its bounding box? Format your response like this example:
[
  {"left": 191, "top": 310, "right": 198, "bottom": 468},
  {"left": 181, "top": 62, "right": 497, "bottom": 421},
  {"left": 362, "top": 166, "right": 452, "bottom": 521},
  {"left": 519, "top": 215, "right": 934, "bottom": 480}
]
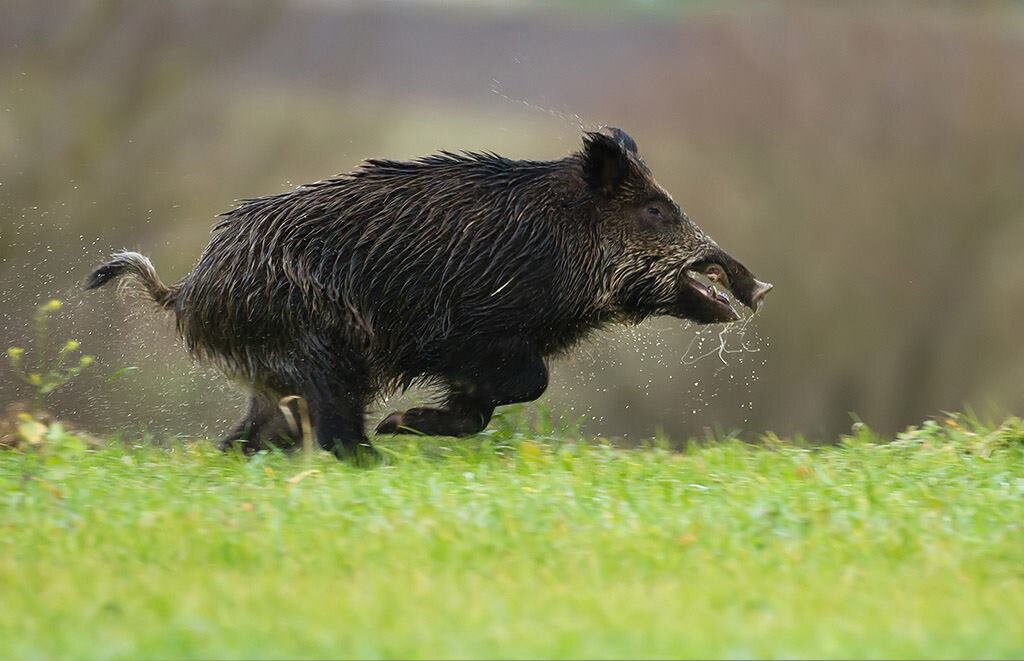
[
  {"left": 676, "top": 247, "right": 773, "bottom": 324},
  {"left": 749, "top": 279, "right": 774, "bottom": 311},
  {"left": 704, "top": 246, "right": 773, "bottom": 311},
  {"left": 705, "top": 246, "right": 773, "bottom": 311}
]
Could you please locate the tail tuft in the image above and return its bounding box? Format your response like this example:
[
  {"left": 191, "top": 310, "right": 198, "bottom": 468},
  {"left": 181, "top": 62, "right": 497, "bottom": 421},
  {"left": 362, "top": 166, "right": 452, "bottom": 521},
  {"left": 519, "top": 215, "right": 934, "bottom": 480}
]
[{"left": 84, "top": 251, "right": 176, "bottom": 308}]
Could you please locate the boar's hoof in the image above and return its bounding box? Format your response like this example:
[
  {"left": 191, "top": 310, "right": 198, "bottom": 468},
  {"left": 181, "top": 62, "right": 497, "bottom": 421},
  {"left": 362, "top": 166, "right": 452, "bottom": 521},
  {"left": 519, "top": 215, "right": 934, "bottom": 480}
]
[
  {"left": 334, "top": 441, "right": 382, "bottom": 467},
  {"left": 217, "top": 436, "right": 264, "bottom": 456}
]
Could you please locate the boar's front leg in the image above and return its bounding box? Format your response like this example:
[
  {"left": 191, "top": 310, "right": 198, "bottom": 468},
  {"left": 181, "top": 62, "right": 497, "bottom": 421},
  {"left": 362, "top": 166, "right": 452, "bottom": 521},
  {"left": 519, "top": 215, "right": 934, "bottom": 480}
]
[
  {"left": 296, "top": 371, "right": 377, "bottom": 463},
  {"left": 376, "top": 350, "right": 549, "bottom": 437},
  {"left": 313, "top": 400, "right": 371, "bottom": 459}
]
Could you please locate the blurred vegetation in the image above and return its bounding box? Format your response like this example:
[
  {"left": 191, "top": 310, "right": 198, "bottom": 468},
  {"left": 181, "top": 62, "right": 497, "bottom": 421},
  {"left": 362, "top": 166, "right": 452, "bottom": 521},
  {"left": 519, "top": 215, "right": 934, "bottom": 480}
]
[
  {"left": 6, "top": 298, "right": 94, "bottom": 414},
  {"left": 1, "top": 1, "right": 1022, "bottom": 441}
]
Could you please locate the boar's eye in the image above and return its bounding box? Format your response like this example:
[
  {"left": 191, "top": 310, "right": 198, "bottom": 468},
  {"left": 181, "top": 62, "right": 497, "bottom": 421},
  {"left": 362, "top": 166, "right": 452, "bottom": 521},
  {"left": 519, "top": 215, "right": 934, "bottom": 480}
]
[
  {"left": 643, "top": 205, "right": 675, "bottom": 226},
  {"left": 641, "top": 203, "right": 677, "bottom": 230}
]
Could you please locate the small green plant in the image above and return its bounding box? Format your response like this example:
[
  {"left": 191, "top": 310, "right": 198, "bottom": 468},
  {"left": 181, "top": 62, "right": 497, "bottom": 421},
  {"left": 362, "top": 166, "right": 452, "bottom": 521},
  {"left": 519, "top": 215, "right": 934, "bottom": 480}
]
[{"left": 6, "top": 299, "right": 94, "bottom": 414}]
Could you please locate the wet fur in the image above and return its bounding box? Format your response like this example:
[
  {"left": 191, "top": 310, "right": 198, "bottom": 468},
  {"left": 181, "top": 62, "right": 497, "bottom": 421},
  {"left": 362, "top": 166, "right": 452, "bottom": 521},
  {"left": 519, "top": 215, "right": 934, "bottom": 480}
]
[{"left": 86, "top": 129, "right": 762, "bottom": 459}]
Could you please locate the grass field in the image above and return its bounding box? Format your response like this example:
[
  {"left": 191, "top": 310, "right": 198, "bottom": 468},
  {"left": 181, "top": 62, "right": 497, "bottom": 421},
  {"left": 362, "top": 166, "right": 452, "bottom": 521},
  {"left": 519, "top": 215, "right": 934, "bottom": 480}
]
[{"left": 2, "top": 413, "right": 1023, "bottom": 659}]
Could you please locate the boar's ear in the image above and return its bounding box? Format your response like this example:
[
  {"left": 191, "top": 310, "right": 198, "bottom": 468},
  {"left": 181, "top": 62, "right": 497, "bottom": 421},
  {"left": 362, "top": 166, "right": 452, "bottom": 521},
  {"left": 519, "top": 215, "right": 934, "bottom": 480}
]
[
  {"left": 581, "top": 130, "right": 632, "bottom": 197},
  {"left": 608, "top": 127, "right": 638, "bottom": 155}
]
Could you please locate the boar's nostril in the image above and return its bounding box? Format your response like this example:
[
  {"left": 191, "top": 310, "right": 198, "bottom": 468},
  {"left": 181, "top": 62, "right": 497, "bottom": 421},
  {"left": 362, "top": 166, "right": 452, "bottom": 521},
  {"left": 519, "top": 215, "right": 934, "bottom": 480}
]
[{"left": 751, "top": 279, "right": 774, "bottom": 310}]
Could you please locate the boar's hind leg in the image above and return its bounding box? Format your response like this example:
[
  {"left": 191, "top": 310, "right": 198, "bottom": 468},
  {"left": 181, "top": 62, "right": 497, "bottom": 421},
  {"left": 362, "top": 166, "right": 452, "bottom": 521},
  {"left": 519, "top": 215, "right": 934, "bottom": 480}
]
[
  {"left": 218, "top": 394, "right": 295, "bottom": 454},
  {"left": 376, "top": 351, "right": 548, "bottom": 437}
]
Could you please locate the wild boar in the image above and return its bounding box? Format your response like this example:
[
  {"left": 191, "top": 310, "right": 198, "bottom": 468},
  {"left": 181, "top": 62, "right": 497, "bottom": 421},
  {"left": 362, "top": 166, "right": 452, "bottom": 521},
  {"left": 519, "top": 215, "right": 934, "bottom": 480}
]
[{"left": 86, "top": 128, "right": 772, "bottom": 460}]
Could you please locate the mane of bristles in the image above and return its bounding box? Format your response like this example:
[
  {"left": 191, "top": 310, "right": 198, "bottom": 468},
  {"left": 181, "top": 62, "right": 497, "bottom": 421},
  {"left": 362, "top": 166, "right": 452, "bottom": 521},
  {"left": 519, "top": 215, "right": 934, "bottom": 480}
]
[{"left": 173, "top": 147, "right": 610, "bottom": 396}]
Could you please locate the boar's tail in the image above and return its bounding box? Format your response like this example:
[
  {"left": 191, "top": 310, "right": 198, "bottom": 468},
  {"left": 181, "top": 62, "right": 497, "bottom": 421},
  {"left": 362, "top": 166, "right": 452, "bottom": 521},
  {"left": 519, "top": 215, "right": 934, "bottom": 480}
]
[{"left": 84, "top": 251, "right": 177, "bottom": 309}]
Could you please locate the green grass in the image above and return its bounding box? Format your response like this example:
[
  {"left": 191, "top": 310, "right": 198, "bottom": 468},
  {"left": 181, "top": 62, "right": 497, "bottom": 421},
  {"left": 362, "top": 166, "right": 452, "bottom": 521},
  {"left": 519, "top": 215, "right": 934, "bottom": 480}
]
[{"left": 2, "top": 414, "right": 1023, "bottom": 659}]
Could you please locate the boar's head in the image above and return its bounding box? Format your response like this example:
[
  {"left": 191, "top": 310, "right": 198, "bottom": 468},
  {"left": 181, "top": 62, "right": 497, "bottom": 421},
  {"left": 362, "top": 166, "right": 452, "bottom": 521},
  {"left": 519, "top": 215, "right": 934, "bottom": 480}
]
[{"left": 581, "top": 128, "right": 773, "bottom": 324}]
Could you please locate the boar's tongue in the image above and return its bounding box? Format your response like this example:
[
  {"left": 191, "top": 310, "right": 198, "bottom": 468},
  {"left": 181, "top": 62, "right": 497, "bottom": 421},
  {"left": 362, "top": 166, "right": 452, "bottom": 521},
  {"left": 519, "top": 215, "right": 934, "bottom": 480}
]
[{"left": 702, "top": 247, "right": 773, "bottom": 311}]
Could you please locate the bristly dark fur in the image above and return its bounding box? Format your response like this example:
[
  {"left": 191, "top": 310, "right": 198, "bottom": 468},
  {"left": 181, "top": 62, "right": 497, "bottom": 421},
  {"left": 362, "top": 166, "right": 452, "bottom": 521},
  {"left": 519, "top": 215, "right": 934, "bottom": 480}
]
[{"left": 86, "top": 128, "right": 770, "bottom": 460}]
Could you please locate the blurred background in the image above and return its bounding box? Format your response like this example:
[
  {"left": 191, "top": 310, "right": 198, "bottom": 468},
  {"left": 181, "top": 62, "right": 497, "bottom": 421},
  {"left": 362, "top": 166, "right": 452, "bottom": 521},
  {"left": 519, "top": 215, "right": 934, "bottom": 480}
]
[{"left": 2, "top": 0, "right": 1022, "bottom": 443}]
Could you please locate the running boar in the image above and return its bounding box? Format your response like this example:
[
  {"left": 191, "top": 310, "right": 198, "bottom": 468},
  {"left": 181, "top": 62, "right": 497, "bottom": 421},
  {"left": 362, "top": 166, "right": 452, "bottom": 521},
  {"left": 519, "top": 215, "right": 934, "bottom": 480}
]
[{"left": 86, "top": 128, "right": 772, "bottom": 460}]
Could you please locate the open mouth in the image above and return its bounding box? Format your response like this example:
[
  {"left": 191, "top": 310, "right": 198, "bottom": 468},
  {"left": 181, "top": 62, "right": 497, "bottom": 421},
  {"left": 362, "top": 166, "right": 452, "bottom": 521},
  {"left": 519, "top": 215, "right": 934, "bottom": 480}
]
[
  {"left": 682, "top": 263, "right": 740, "bottom": 320},
  {"left": 675, "top": 252, "right": 773, "bottom": 325}
]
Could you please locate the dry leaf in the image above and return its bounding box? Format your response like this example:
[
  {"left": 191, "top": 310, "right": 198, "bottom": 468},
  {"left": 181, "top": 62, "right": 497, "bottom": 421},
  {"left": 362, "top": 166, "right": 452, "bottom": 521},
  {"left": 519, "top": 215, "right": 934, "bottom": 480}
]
[
  {"left": 18, "top": 419, "right": 47, "bottom": 446},
  {"left": 287, "top": 469, "right": 321, "bottom": 486},
  {"left": 33, "top": 477, "right": 64, "bottom": 500},
  {"left": 677, "top": 533, "right": 699, "bottom": 546}
]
